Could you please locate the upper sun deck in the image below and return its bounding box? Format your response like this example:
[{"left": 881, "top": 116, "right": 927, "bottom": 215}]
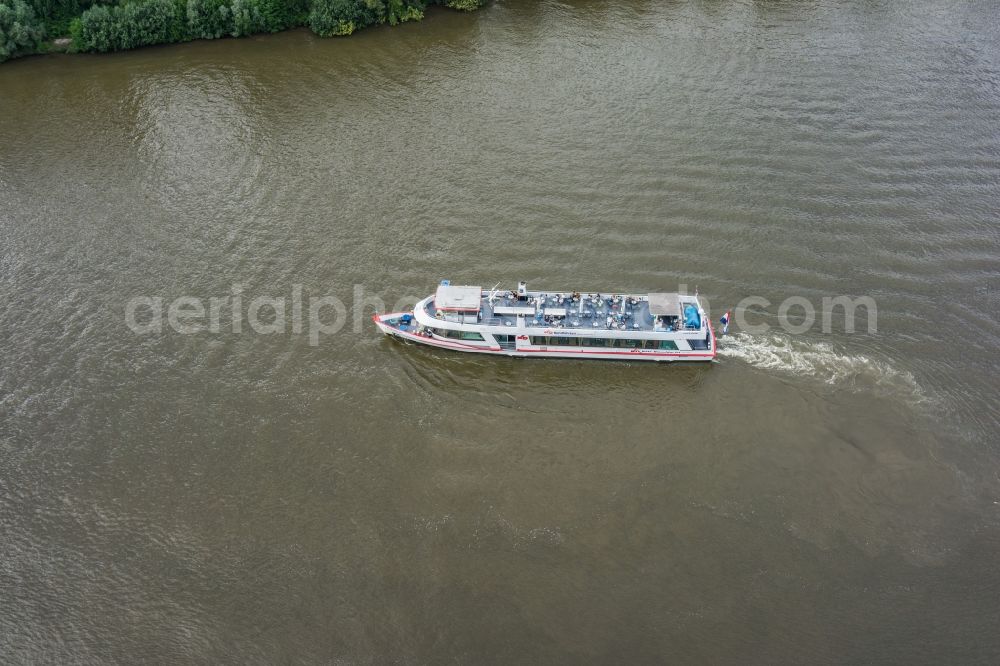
[{"left": 426, "top": 284, "right": 705, "bottom": 334}]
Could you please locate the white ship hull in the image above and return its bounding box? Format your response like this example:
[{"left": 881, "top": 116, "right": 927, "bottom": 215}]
[{"left": 374, "top": 283, "right": 717, "bottom": 363}]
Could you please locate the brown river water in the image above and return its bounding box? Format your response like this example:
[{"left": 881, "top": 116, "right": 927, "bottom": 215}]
[{"left": 1, "top": 0, "right": 999, "bottom": 662}]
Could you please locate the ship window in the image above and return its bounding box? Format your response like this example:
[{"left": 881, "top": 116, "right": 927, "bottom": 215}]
[
  {"left": 643, "top": 340, "right": 658, "bottom": 349},
  {"left": 658, "top": 340, "right": 678, "bottom": 350},
  {"left": 551, "top": 336, "right": 576, "bottom": 346},
  {"left": 432, "top": 328, "right": 480, "bottom": 340},
  {"left": 530, "top": 336, "right": 547, "bottom": 345},
  {"left": 582, "top": 338, "right": 609, "bottom": 347}
]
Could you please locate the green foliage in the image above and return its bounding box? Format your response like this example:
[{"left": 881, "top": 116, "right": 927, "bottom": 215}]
[
  {"left": 382, "top": 0, "right": 421, "bottom": 26},
  {"left": 0, "top": 0, "right": 46, "bottom": 62},
  {"left": 308, "top": 0, "right": 367, "bottom": 37},
  {"left": 308, "top": 0, "right": 424, "bottom": 36},
  {"left": 67, "top": 13, "right": 80, "bottom": 42},
  {"left": 75, "top": 3, "right": 112, "bottom": 49},
  {"left": 167, "top": 0, "right": 186, "bottom": 40},
  {"left": 28, "top": 0, "right": 102, "bottom": 36},
  {"left": 229, "top": 0, "right": 261, "bottom": 37},
  {"left": 253, "top": 0, "right": 300, "bottom": 32},
  {"left": 121, "top": 0, "right": 177, "bottom": 47},
  {"left": 186, "top": 0, "right": 229, "bottom": 39},
  {"left": 8, "top": 0, "right": 485, "bottom": 61},
  {"left": 433, "top": 0, "right": 483, "bottom": 11},
  {"left": 74, "top": 0, "right": 178, "bottom": 52},
  {"left": 72, "top": 0, "right": 315, "bottom": 51}
]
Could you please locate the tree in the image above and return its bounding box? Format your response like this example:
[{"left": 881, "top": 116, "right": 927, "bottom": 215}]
[
  {"left": 72, "top": 2, "right": 113, "bottom": 51},
  {"left": 432, "top": 0, "right": 484, "bottom": 11},
  {"left": 186, "top": 0, "right": 231, "bottom": 39},
  {"left": 0, "top": 0, "right": 45, "bottom": 62},
  {"left": 308, "top": 0, "right": 374, "bottom": 37},
  {"left": 73, "top": 0, "right": 179, "bottom": 52}
]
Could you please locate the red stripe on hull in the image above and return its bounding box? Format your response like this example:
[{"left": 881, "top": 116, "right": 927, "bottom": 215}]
[{"left": 373, "top": 313, "right": 718, "bottom": 361}]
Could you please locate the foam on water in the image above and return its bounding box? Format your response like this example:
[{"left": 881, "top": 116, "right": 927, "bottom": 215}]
[{"left": 717, "top": 332, "right": 926, "bottom": 403}]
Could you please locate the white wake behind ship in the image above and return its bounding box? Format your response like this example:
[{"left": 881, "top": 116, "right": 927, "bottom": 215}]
[{"left": 374, "top": 281, "right": 716, "bottom": 362}]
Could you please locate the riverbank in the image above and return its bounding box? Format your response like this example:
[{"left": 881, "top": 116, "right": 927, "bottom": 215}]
[{"left": 0, "top": 0, "right": 486, "bottom": 64}]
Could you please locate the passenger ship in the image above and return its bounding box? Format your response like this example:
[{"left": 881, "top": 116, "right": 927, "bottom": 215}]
[{"left": 373, "top": 281, "right": 716, "bottom": 362}]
